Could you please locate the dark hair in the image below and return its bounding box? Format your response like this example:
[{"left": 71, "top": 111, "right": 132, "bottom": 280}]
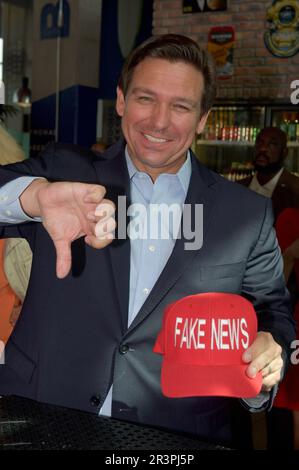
[
  {"left": 118, "top": 34, "right": 216, "bottom": 117},
  {"left": 257, "top": 127, "right": 288, "bottom": 148}
]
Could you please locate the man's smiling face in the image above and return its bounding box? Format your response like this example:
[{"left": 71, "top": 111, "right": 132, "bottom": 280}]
[{"left": 116, "top": 58, "right": 209, "bottom": 180}]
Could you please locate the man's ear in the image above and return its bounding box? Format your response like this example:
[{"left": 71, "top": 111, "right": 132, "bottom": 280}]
[
  {"left": 116, "top": 86, "right": 125, "bottom": 117},
  {"left": 196, "top": 110, "right": 210, "bottom": 135}
]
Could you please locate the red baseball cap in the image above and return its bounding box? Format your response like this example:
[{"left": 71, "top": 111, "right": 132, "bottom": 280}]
[{"left": 153, "top": 293, "right": 262, "bottom": 398}]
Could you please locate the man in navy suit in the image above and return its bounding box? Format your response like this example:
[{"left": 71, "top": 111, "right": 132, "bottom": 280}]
[{"left": 0, "top": 35, "right": 295, "bottom": 447}]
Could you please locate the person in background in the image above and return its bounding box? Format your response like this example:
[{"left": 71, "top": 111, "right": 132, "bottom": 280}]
[
  {"left": 239, "top": 127, "right": 299, "bottom": 448},
  {"left": 0, "top": 125, "right": 25, "bottom": 164},
  {"left": 238, "top": 127, "right": 299, "bottom": 222},
  {"left": 4, "top": 237, "right": 32, "bottom": 327},
  {"left": 272, "top": 208, "right": 299, "bottom": 449},
  {"left": 0, "top": 125, "right": 32, "bottom": 343},
  {"left": 0, "top": 238, "right": 19, "bottom": 343},
  {"left": 91, "top": 139, "right": 108, "bottom": 154}
]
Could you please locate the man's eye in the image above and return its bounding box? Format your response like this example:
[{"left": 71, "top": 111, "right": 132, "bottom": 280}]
[
  {"left": 174, "top": 104, "right": 190, "bottom": 112},
  {"left": 138, "top": 96, "right": 152, "bottom": 102}
]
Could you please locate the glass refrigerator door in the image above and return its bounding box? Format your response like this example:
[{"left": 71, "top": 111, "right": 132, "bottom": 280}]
[
  {"left": 195, "top": 105, "right": 265, "bottom": 178},
  {"left": 268, "top": 107, "right": 299, "bottom": 142}
]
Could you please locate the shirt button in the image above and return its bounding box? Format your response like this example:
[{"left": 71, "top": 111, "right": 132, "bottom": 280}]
[
  {"left": 143, "top": 288, "right": 149, "bottom": 295},
  {"left": 5, "top": 210, "right": 12, "bottom": 216},
  {"left": 149, "top": 245, "right": 155, "bottom": 252},
  {"left": 119, "top": 344, "right": 129, "bottom": 355}
]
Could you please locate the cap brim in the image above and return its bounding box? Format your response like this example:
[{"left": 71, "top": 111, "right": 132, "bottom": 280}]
[{"left": 161, "top": 359, "right": 262, "bottom": 399}]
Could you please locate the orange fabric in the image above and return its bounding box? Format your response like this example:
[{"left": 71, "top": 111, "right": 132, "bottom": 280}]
[
  {"left": 274, "top": 208, "right": 299, "bottom": 411},
  {"left": 0, "top": 240, "right": 16, "bottom": 344}
]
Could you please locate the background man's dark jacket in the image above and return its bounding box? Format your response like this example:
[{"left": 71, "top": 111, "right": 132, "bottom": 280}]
[{"left": 239, "top": 169, "right": 299, "bottom": 222}]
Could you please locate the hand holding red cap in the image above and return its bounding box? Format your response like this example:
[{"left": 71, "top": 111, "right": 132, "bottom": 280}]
[
  {"left": 242, "top": 331, "right": 283, "bottom": 393},
  {"left": 154, "top": 293, "right": 264, "bottom": 398}
]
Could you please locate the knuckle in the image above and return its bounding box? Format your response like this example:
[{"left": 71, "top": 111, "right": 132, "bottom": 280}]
[
  {"left": 276, "top": 344, "right": 282, "bottom": 356},
  {"left": 107, "top": 201, "right": 116, "bottom": 214},
  {"left": 278, "top": 359, "right": 283, "bottom": 370},
  {"left": 99, "top": 185, "right": 106, "bottom": 196},
  {"left": 262, "top": 376, "right": 274, "bottom": 389},
  {"left": 95, "top": 201, "right": 115, "bottom": 218},
  {"left": 109, "top": 218, "right": 117, "bottom": 230},
  {"left": 263, "top": 331, "right": 273, "bottom": 342},
  {"left": 263, "top": 352, "right": 272, "bottom": 366}
]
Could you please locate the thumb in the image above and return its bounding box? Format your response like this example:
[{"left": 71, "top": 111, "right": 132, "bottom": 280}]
[{"left": 54, "top": 239, "right": 72, "bottom": 279}]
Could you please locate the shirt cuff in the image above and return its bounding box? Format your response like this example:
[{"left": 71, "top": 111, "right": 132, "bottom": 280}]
[
  {"left": 241, "top": 392, "right": 270, "bottom": 411},
  {"left": 0, "top": 176, "right": 45, "bottom": 223}
]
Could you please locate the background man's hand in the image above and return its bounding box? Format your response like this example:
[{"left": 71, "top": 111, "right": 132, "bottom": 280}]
[
  {"left": 242, "top": 331, "right": 283, "bottom": 392},
  {"left": 21, "top": 180, "right": 116, "bottom": 278}
]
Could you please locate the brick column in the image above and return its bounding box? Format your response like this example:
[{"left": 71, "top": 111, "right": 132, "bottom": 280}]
[{"left": 153, "top": 0, "right": 299, "bottom": 101}]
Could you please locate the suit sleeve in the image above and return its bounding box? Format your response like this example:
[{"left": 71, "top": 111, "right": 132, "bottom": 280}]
[
  {"left": 240, "top": 199, "right": 296, "bottom": 411},
  {"left": 0, "top": 143, "right": 56, "bottom": 243},
  {"left": 242, "top": 198, "right": 296, "bottom": 357}
]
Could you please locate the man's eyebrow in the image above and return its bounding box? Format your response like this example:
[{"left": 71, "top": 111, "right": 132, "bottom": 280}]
[
  {"left": 131, "top": 87, "right": 156, "bottom": 96},
  {"left": 131, "top": 87, "right": 198, "bottom": 107},
  {"left": 257, "top": 137, "right": 281, "bottom": 144}
]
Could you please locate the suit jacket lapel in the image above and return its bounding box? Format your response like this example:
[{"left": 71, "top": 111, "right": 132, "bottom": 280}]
[
  {"left": 126, "top": 153, "right": 219, "bottom": 333},
  {"left": 93, "top": 140, "right": 131, "bottom": 332}
]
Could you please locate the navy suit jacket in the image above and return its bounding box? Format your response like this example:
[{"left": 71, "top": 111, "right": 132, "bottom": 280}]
[{"left": 0, "top": 140, "right": 295, "bottom": 447}]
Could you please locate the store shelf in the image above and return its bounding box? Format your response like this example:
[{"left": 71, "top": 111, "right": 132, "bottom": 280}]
[{"left": 195, "top": 104, "right": 299, "bottom": 174}]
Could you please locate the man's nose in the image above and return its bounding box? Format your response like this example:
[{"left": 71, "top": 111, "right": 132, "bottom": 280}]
[
  {"left": 151, "top": 103, "right": 170, "bottom": 130},
  {"left": 255, "top": 144, "right": 266, "bottom": 153},
  {"left": 255, "top": 141, "right": 267, "bottom": 152}
]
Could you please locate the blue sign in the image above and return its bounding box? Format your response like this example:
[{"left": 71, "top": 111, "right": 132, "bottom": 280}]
[
  {"left": 99, "top": 0, "right": 153, "bottom": 100},
  {"left": 40, "top": 0, "right": 70, "bottom": 39}
]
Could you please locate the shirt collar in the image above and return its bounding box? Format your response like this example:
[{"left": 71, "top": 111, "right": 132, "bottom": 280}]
[
  {"left": 125, "top": 146, "right": 191, "bottom": 196},
  {"left": 251, "top": 167, "right": 284, "bottom": 191}
]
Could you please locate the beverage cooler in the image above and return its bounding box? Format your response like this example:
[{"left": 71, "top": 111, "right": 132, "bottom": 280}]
[
  {"left": 266, "top": 105, "right": 299, "bottom": 176},
  {"left": 194, "top": 102, "right": 299, "bottom": 180}
]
